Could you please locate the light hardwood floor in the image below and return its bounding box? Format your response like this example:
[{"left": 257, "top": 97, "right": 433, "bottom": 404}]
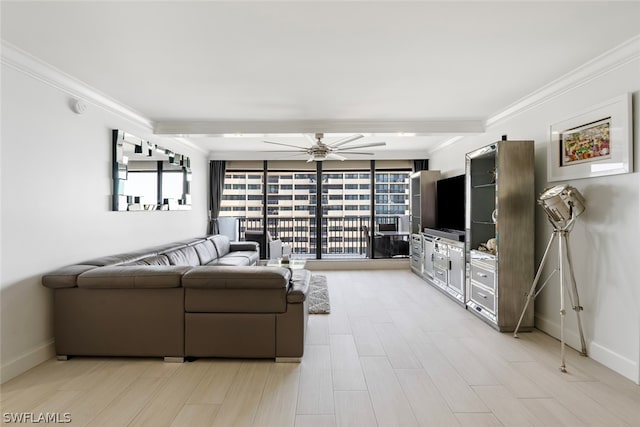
[{"left": 2, "top": 270, "right": 639, "bottom": 426}]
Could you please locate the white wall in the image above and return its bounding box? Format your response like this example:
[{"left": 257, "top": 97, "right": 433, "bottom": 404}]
[
  {"left": 0, "top": 65, "right": 209, "bottom": 382},
  {"left": 429, "top": 57, "right": 640, "bottom": 383}
]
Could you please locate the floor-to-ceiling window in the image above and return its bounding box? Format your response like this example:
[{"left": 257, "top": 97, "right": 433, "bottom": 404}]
[
  {"left": 371, "top": 165, "right": 411, "bottom": 258},
  {"left": 266, "top": 163, "right": 318, "bottom": 256},
  {"left": 374, "top": 169, "right": 410, "bottom": 226},
  {"left": 219, "top": 160, "right": 412, "bottom": 259},
  {"left": 320, "top": 161, "right": 371, "bottom": 257},
  {"left": 219, "top": 165, "right": 264, "bottom": 233}
]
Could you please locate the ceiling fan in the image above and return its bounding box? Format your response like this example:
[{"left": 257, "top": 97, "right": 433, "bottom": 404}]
[{"left": 262, "top": 133, "right": 386, "bottom": 162}]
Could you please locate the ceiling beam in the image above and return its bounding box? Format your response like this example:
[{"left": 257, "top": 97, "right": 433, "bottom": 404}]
[{"left": 154, "top": 119, "right": 485, "bottom": 136}]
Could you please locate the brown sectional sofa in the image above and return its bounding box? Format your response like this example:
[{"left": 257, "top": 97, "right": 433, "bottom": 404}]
[{"left": 42, "top": 235, "right": 310, "bottom": 362}]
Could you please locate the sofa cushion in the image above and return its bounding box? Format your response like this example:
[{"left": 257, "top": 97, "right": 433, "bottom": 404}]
[
  {"left": 206, "top": 257, "right": 251, "bottom": 267},
  {"left": 121, "top": 255, "right": 171, "bottom": 266},
  {"left": 164, "top": 246, "right": 200, "bottom": 266},
  {"left": 77, "top": 266, "right": 190, "bottom": 289},
  {"left": 80, "top": 254, "right": 142, "bottom": 267},
  {"left": 147, "top": 242, "right": 187, "bottom": 254},
  {"left": 193, "top": 240, "right": 218, "bottom": 265},
  {"left": 178, "top": 237, "right": 209, "bottom": 246},
  {"left": 223, "top": 251, "right": 260, "bottom": 266},
  {"left": 206, "top": 251, "right": 258, "bottom": 267},
  {"left": 209, "top": 235, "right": 231, "bottom": 257},
  {"left": 42, "top": 265, "right": 97, "bottom": 289},
  {"left": 183, "top": 266, "right": 290, "bottom": 289},
  {"left": 143, "top": 255, "right": 171, "bottom": 265}
]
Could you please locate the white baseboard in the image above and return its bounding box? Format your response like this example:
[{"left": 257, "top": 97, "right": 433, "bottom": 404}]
[
  {"left": 588, "top": 342, "right": 639, "bottom": 384},
  {"left": 535, "top": 314, "right": 638, "bottom": 383},
  {"left": 0, "top": 339, "right": 55, "bottom": 384}
]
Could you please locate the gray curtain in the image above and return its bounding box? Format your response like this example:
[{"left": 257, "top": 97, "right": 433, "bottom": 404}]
[
  {"left": 413, "top": 159, "right": 429, "bottom": 171},
  {"left": 208, "top": 160, "right": 226, "bottom": 234}
]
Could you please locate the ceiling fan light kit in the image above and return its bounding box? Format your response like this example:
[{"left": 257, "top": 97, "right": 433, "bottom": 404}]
[{"left": 262, "top": 132, "right": 386, "bottom": 161}]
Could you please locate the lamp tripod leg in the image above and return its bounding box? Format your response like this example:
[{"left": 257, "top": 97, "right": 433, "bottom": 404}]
[
  {"left": 514, "top": 231, "right": 557, "bottom": 338},
  {"left": 559, "top": 230, "right": 567, "bottom": 372},
  {"left": 563, "top": 233, "right": 587, "bottom": 356}
]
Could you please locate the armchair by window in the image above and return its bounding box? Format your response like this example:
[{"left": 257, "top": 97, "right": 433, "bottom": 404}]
[
  {"left": 244, "top": 230, "right": 270, "bottom": 259},
  {"left": 269, "top": 238, "right": 292, "bottom": 260},
  {"left": 378, "top": 223, "right": 397, "bottom": 232},
  {"left": 362, "top": 225, "right": 391, "bottom": 258}
]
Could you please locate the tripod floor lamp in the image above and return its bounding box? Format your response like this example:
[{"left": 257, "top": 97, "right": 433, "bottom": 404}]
[{"left": 514, "top": 184, "right": 587, "bottom": 372}]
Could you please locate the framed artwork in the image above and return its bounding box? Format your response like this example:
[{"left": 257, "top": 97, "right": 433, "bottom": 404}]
[{"left": 548, "top": 93, "right": 632, "bottom": 182}]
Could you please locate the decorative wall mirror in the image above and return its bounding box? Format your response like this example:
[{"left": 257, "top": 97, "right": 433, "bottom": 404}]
[{"left": 112, "top": 129, "right": 192, "bottom": 211}]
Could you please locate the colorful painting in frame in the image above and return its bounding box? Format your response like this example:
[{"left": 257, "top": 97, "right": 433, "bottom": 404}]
[{"left": 548, "top": 93, "right": 632, "bottom": 182}]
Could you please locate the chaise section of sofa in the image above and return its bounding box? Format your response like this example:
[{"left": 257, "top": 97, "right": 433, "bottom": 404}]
[
  {"left": 41, "top": 234, "right": 310, "bottom": 362},
  {"left": 43, "top": 265, "right": 188, "bottom": 360},
  {"left": 182, "top": 266, "right": 309, "bottom": 360}
]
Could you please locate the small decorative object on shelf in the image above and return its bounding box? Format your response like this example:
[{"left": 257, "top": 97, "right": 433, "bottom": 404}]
[{"left": 478, "top": 238, "right": 497, "bottom": 254}]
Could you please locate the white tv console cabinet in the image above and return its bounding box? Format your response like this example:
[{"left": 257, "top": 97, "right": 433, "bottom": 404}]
[{"left": 411, "top": 229, "right": 465, "bottom": 306}]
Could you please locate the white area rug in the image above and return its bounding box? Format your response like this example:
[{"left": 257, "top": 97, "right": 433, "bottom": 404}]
[{"left": 308, "top": 274, "right": 330, "bottom": 314}]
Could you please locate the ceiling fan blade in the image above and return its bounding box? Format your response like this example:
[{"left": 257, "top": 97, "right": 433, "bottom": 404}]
[
  {"left": 335, "top": 141, "right": 386, "bottom": 150},
  {"left": 334, "top": 151, "right": 375, "bottom": 155},
  {"left": 302, "top": 133, "right": 317, "bottom": 145},
  {"left": 328, "top": 134, "right": 364, "bottom": 148},
  {"left": 327, "top": 153, "right": 347, "bottom": 161},
  {"left": 263, "top": 140, "right": 309, "bottom": 150},
  {"left": 257, "top": 150, "right": 307, "bottom": 153}
]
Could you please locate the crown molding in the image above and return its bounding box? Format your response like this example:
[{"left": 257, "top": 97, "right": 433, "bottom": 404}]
[
  {"left": 6, "top": 32, "right": 637, "bottom": 158},
  {"left": 426, "top": 136, "right": 465, "bottom": 155},
  {"left": 1, "top": 40, "right": 208, "bottom": 155},
  {"left": 485, "top": 34, "right": 640, "bottom": 128},
  {"left": 154, "top": 119, "right": 485, "bottom": 136},
  {"left": 1, "top": 40, "right": 153, "bottom": 129},
  {"left": 429, "top": 34, "right": 640, "bottom": 155},
  {"left": 172, "top": 137, "right": 208, "bottom": 155}
]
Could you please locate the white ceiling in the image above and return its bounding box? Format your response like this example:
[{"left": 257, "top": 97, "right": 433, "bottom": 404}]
[{"left": 2, "top": 1, "right": 640, "bottom": 159}]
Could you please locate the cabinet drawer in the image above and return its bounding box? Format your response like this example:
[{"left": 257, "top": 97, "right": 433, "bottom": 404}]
[
  {"left": 433, "top": 267, "right": 447, "bottom": 284},
  {"left": 470, "top": 263, "right": 495, "bottom": 290},
  {"left": 470, "top": 284, "right": 495, "bottom": 313},
  {"left": 433, "top": 253, "right": 448, "bottom": 269}
]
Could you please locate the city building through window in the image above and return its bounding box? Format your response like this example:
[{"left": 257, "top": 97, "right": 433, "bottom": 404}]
[{"left": 220, "top": 161, "right": 411, "bottom": 259}]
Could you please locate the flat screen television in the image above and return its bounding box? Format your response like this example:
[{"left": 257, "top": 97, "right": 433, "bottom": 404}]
[{"left": 436, "top": 174, "right": 466, "bottom": 232}]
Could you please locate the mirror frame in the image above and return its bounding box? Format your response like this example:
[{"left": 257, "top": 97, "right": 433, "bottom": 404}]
[{"left": 112, "top": 129, "right": 192, "bottom": 211}]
